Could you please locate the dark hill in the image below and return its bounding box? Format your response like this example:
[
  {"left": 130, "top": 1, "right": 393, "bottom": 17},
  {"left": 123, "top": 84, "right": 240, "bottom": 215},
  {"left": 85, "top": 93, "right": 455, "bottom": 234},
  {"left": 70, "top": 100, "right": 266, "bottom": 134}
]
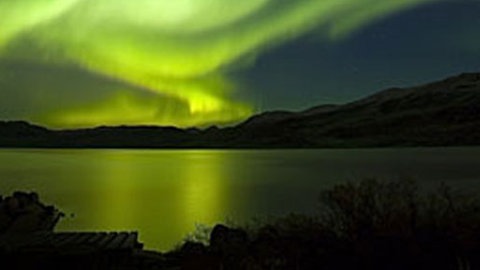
[
  {"left": 223, "top": 72, "right": 480, "bottom": 147},
  {"left": 1, "top": 72, "right": 480, "bottom": 148}
]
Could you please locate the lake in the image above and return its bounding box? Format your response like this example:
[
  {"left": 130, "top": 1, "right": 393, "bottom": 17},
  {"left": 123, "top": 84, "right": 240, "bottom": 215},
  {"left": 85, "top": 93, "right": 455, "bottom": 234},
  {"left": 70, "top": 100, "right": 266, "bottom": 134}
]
[{"left": 1, "top": 147, "right": 479, "bottom": 250}]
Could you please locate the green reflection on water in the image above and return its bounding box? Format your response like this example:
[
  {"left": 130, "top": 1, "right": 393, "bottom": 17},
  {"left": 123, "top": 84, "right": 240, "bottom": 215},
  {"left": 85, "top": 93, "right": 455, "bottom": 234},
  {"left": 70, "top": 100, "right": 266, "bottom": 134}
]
[
  {"left": 0, "top": 149, "right": 231, "bottom": 250},
  {"left": 2, "top": 148, "right": 480, "bottom": 250}
]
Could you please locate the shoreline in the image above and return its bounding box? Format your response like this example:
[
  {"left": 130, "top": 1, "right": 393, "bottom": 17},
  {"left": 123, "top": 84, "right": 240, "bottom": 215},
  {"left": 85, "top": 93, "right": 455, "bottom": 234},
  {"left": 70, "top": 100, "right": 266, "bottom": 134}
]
[{"left": 2, "top": 179, "right": 480, "bottom": 269}]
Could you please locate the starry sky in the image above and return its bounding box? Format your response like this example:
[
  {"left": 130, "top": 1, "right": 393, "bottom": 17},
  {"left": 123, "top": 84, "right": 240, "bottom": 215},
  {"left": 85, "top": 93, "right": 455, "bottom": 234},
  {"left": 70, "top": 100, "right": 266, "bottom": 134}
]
[{"left": 0, "top": 0, "right": 479, "bottom": 128}]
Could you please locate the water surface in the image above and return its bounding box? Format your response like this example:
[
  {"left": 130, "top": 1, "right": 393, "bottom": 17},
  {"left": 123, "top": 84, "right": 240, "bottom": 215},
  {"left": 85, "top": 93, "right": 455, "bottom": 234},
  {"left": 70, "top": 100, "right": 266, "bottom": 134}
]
[{"left": 1, "top": 148, "right": 479, "bottom": 250}]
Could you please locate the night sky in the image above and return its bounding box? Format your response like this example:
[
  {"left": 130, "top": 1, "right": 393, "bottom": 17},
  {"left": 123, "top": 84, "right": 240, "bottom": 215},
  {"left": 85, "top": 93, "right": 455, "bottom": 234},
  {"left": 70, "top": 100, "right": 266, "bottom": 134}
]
[{"left": 0, "top": 0, "right": 479, "bottom": 128}]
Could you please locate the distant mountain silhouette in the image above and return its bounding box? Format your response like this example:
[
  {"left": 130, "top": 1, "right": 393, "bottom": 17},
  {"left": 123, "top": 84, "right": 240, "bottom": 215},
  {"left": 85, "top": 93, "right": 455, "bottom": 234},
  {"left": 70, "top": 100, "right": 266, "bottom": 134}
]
[{"left": 1, "top": 72, "right": 480, "bottom": 148}]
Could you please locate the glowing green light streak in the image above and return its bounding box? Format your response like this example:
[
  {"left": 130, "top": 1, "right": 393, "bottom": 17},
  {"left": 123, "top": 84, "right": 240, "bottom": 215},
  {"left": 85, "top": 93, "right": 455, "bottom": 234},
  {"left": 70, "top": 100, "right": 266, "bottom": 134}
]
[
  {"left": 0, "top": 0, "right": 79, "bottom": 46},
  {"left": 0, "top": 0, "right": 440, "bottom": 127}
]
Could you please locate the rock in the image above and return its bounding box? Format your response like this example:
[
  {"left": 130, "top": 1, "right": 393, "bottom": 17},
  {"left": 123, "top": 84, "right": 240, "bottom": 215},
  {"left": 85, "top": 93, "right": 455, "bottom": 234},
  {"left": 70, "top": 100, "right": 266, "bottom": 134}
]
[
  {"left": 0, "top": 191, "right": 63, "bottom": 234},
  {"left": 181, "top": 241, "right": 207, "bottom": 256},
  {"left": 210, "top": 224, "right": 248, "bottom": 255}
]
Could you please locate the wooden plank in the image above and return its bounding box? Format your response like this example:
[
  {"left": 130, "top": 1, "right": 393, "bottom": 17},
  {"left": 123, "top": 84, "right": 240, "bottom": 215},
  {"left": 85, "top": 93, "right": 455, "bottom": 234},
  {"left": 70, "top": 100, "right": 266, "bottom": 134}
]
[
  {"left": 52, "top": 233, "right": 78, "bottom": 247},
  {"left": 85, "top": 232, "right": 106, "bottom": 245},
  {"left": 45, "top": 232, "right": 68, "bottom": 246},
  {"left": 57, "top": 233, "right": 99, "bottom": 255},
  {"left": 120, "top": 232, "right": 138, "bottom": 250},
  {"left": 96, "top": 232, "right": 118, "bottom": 249},
  {"left": 1, "top": 231, "right": 143, "bottom": 254},
  {"left": 105, "top": 232, "right": 129, "bottom": 250},
  {"left": 72, "top": 233, "right": 96, "bottom": 245}
]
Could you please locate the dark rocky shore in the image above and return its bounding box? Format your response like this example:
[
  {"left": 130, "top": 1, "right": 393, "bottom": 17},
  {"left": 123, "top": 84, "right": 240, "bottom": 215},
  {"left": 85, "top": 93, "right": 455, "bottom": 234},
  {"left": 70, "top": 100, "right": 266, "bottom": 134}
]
[
  {"left": 0, "top": 191, "right": 62, "bottom": 234},
  {"left": 166, "top": 180, "right": 480, "bottom": 270},
  {"left": 2, "top": 179, "right": 480, "bottom": 270}
]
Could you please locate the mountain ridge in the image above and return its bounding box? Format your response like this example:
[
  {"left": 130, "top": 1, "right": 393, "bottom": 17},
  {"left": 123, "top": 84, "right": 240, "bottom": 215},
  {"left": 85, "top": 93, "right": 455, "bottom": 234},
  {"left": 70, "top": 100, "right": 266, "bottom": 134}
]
[{"left": 1, "top": 72, "right": 480, "bottom": 148}]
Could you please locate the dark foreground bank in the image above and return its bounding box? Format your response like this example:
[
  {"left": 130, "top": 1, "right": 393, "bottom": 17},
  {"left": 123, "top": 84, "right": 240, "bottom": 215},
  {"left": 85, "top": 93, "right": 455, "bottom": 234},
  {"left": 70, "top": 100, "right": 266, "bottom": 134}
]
[{"left": 2, "top": 179, "right": 480, "bottom": 269}]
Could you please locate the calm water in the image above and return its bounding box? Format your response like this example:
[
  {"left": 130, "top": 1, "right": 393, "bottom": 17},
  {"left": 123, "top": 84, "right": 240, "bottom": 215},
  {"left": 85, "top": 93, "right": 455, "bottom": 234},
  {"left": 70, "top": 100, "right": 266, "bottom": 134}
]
[{"left": 1, "top": 148, "right": 479, "bottom": 250}]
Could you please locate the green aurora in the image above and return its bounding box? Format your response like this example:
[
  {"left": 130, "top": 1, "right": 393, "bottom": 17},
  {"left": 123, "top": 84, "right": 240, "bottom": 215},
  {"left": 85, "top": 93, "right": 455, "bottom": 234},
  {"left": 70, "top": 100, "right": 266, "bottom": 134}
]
[{"left": 0, "top": 0, "right": 439, "bottom": 128}]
